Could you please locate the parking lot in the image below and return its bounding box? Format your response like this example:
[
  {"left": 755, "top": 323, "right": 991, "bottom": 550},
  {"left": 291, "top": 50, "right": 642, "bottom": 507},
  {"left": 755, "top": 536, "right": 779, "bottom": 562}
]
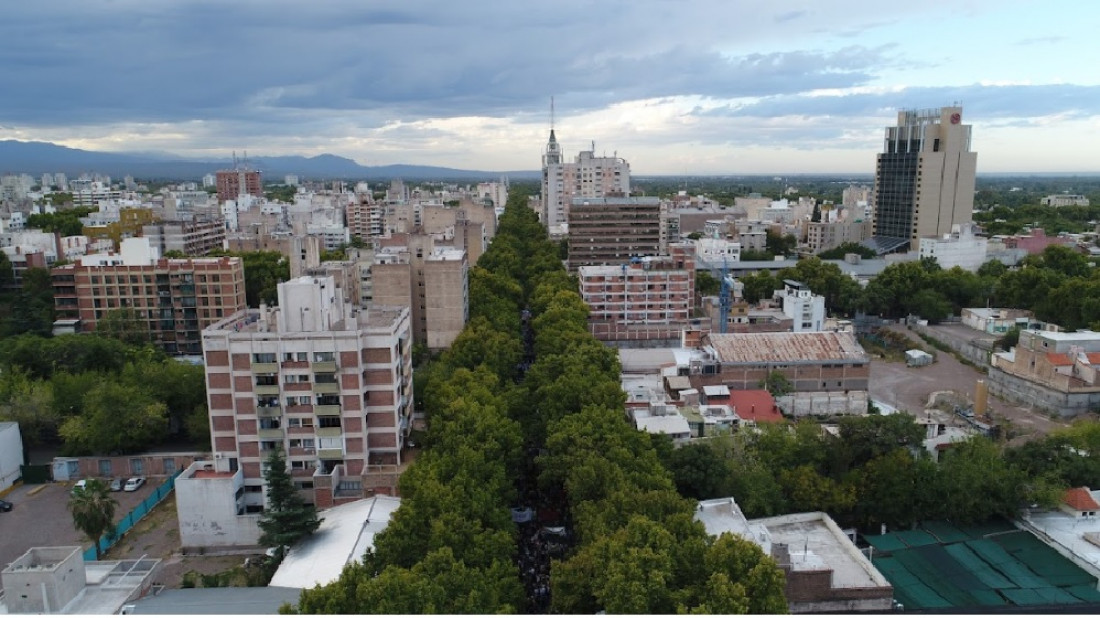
[{"left": 0, "top": 478, "right": 160, "bottom": 574}]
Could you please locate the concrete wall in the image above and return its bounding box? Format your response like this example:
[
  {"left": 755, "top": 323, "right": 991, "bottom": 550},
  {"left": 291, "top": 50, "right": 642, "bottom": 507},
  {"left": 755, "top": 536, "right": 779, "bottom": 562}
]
[
  {"left": 1, "top": 547, "right": 85, "bottom": 614},
  {"left": 987, "top": 366, "right": 1100, "bottom": 418},
  {"left": 0, "top": 422, "right": 23, "bottom": 491},
  {"left": 779, "top": 390, "right": 869, "bottom": 417},
  {"left": 176, "top": 464, "right": 261, "bottom": 550},
  {"left": 908, "top": 323, "right": 994, "bottom": 368}
]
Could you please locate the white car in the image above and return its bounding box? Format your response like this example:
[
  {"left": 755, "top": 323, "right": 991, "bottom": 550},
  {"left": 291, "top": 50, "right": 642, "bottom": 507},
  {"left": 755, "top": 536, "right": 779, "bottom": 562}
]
[
  {"left": 123, "top": 477, "right": 146, "bottom": 492},
  {"left": 71, "top": 479, "right": 90, "bottom": 495}
]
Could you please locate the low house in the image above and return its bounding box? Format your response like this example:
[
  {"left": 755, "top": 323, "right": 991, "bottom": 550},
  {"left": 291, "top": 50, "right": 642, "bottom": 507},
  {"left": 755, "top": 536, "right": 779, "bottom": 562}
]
[{"left": 1060, "top": 487, "right": 1100, "bottom": 519}]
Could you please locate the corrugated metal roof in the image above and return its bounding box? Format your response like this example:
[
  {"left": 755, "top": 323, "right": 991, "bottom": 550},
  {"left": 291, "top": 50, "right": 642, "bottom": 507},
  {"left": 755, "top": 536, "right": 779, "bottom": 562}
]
[{"left": 705, "top": 331, "right": 868, "bottom": 364}]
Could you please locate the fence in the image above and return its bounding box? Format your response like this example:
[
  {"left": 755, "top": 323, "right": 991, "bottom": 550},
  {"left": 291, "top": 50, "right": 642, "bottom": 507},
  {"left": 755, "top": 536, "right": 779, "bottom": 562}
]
[{"left": 82, "top": 470, "right": 183, "bottom": 562}]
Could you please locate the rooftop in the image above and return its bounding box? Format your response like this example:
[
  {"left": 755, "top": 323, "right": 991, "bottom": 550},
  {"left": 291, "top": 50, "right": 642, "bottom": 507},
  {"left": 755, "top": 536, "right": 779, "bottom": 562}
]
[
  {"left": 268, "top": 495, "right": 401, "bottom": 590},
  {"left": 206, "top": 305, "right": 407, "bottom": 335},
  {"left": 705, "top": 331, "right": 868, "bottom": 364},
  {"left": 755, "top": 512, "right": 889, "bottom": 589},
  {"left": 1063, "top": 487, "right": 1100, "bottom": 512},
  {"left": 125, "top": 586, "right": 303, "bottom": 615}
]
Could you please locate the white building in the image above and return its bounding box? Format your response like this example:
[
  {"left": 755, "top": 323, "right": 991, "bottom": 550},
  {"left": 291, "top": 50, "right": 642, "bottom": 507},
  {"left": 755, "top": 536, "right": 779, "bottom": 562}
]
[
  {"left": 918, "top": 223, "right": 988, "bottom": 272},
  {"left": 1041, "top": 194, "right": 1089, "bottom": 207},
  {"left": 775, "top": 280, "right": 826, "bottom": 332},
  {"left": 175, "top": 461, "right": 261, "bottom": 549},
  {"left": 0, "top": 422, "right": 23, "bottom": 492},
  {"left": 285, "top": 175, "right": 300, "bottom": 187},
  {"left": 540, "top": 131, "right": 631, "bottom": 227}
]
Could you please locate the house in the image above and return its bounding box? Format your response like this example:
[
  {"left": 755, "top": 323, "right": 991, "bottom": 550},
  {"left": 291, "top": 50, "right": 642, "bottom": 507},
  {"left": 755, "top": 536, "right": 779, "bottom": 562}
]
[{"left": 1060, "top": 487, "right": 1100, "bottom": 519}]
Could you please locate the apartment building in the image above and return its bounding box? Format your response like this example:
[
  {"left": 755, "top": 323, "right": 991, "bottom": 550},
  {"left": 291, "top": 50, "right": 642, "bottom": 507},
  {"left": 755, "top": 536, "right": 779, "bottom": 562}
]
[
  {"left": 579, "top": 244, "right": 696, "bottom": 342},
  {"left": 541, "top": 132, "right": 631, "bottom": 228},
  {"left": 775, "top": 280, "right": 826, "bottom": 332},
  {"left": 201, "top": 276, "right": 414, "bottom": 508},
  {"left": 346, "top": 192, "right": 382, "bottom": 240},
  {"left": 567, "top": 196, "right": 662, "bottom": 270},
  {"left": 215, "top": 169, "right": 263, "bottom": 203},
  {"left": 371, "top": 236, "right": 469, "bottom": 350},
  {"left": 51, "top": 238, "right": 246, "bottom": 355},
  {"left": 141, "top": 219, "right": 227, "bottom": 256}
]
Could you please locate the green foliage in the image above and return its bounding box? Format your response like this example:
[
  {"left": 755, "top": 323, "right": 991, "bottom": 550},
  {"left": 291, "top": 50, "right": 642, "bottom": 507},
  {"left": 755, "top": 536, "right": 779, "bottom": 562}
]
[
  {"left": 95, "top": 308, "right": 153, "bottom": 346},
  {"left": 759, "top": 370, "right": 793, "bottom": 397},
  {"left": 209, "top": 250, "right": 289, "bottom": 306},
  {"left": 739, "top": 270, "right": 781, "bottom": 304},
  {"left": 258, "top": 448, "right": 322, "bottom": 550},
  {"left": 695, "top": 270, "right": 720, "bottom": 297},
  {"left": 59, "top": 382, "right": 169, "bottom": 455},
  {"left": 68, "top": 478, "right": 117, "bottom": 559},
  {"left": 25, "top": 206, "right": 94, "bottom": 237},
  {"left": 765, "top": 231, "right": 798, "bottom": 257},
  {"left": 817, "top": 242, "right": 877, "bottom": 259},
  {"left": 264, "top": 184, "right": 298, "bottom": 203}
]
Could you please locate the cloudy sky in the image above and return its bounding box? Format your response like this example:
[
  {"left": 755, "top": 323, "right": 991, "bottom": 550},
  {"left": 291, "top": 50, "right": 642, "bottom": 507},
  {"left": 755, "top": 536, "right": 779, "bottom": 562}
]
[{"left": 2, "top": 0, "right": 1098, "bottom": 174}]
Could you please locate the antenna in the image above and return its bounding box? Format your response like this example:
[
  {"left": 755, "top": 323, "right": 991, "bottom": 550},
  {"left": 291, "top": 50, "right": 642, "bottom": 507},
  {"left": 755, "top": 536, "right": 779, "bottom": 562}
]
[{"left": 550, "top": 96, "right": 555, "bottom": 131}]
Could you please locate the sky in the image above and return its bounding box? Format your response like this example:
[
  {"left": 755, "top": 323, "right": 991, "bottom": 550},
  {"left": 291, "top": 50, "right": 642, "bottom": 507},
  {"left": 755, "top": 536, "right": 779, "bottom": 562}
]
[{"left": 1, "top": 0, "right": 1098, "bottom": 175}]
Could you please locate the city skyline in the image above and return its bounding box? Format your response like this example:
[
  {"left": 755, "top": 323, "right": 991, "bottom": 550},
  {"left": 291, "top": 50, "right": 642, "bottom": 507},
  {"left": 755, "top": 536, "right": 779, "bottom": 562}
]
[{"left": 1, "top": 1, "right": 1098, "bottom": 175}]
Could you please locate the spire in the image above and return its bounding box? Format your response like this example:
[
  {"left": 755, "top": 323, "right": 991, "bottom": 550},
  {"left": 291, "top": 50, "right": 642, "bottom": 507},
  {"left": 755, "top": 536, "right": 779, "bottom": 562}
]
[{"left": 549, "top": 96, "right": 557, "bottom": 142}]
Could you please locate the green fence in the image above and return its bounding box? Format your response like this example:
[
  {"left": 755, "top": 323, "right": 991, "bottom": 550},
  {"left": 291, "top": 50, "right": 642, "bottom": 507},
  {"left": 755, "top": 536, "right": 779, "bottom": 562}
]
[
  {"left": 83, "top": 470, "right": 183, "bottom": 562},
  {"left": 19, "top": 464, "right": 50, "bottom": 484}
]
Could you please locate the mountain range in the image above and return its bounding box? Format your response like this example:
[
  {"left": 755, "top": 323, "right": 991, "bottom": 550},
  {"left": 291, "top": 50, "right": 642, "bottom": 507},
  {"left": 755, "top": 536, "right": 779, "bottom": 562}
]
[{"left": 0, "top": 140, "right": 539, "bottom": 182}]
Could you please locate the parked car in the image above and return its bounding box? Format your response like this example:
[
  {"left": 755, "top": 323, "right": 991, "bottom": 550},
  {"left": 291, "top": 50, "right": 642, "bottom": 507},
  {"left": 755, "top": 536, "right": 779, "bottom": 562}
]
[
  {"left": 109, "top": 478, "right": 123, "bottom": 492},
  {"left": 71, "top": 479, "right": 90, "bottom": 495},
  {"left": 123, "top": 477, "right": 146, "bottom": 492},
  {"left": 0, "top": 499, "right": 12, "bottom": 512}
]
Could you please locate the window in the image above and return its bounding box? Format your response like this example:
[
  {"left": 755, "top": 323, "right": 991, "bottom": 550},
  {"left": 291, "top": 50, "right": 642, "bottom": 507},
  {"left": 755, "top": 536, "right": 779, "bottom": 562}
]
[
  {"left": 287, "top": 417, "right": 314, "bottom": 429},
  {"left": 98, "top": 459, "right": 112, "bottom": 476},
  {"left": 318, "top": 416, "right": 342, "bottom": 429},
  {"left": 313, "top": 352, "right": 335, "bottom": 362},
  {"left": 284, "top": 374, "right": 310, "bottom": 384},
  {"left": 314, "top": 373, "right": 337, "bottom": 384},
  {"left": 163, "top": 458, "right": 176, "bottom": 475},
  {"left": 253, "top": 353, "right": 276, "bottom": 363},
  {"left": 130, "top": 458, "right": 144, "bottom": 475}
]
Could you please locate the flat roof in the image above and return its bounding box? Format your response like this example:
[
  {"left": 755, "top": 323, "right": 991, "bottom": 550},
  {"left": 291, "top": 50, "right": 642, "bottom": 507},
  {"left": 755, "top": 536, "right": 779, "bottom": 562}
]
[
  {"left": 635, "top": 414, "right": 690, "bottom": 436},
  {"left": 126, "top": 586, "right": 304, "bottom": 614},
  {"left": 618, "top": 347, "right": 678, "bottom": 374},
  {"left": 706, "top": 331, "right": 868, "bottom": 364},
  {"left": 754, "top": 512, "right": 889, "bottom": 589},
  {"left": 268, "top": 495, "right": 401, "bottom": 590},
  {"left": 1023, "top": 509, "right": 1100, "bottom": 576}
]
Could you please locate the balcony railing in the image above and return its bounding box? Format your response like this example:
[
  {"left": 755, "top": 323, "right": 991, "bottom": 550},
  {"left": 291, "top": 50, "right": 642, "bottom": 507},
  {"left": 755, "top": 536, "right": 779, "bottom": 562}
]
[
  {"left": 257, "top": 427, "right": 284, "bottom": 439},
  {"left": 251, "top": 362, "right": 278, "bottom": 373},
  {"left": 318, "top": 448, "right": 344, "bottom": 460},
  {"left": 311, "top": 360, "right": 337, "bottom": 373},
  {"left": 316, "top": 427, "right": 342, "bottom": 438},
  {"left": 257, "top": 406, "right": 281, "bottom": 418},
  {"left": 315, "top": 405, "right": 341, "bottom": 417},
  {"left": 313, "top": 382, "right": 340, "bottom": 395},
  {"left": 254, "top": 384, "right": 280, "bottom": 396}
]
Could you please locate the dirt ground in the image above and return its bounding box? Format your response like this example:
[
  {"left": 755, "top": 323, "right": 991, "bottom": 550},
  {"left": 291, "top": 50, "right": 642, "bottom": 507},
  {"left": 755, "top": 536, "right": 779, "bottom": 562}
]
[
  {"left": 102, "top": 494, "right": 266, "bottom": 589},
  {"left": 869, "top": 347, "right": 1074, "bottom": 444}
]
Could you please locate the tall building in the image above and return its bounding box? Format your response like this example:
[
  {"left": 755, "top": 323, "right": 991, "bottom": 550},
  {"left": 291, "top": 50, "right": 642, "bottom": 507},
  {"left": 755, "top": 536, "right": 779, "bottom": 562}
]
[
  {"left": 371, "top": 235, "right": 469, "bottom": 350},
  {"left": 567, "top": 196, "right": 661, "bottom": 270},
  {"left": 871, "top": 106, "right": 977, "bottom": 252},
  {"left": 51, "top": 238, "right": 246, "bottom": 355},
  {"left": 141, "top": 219, "right": 227, "bottom": 256},
  {"left": 201, "top": 276, "right": 414, "bottom": 507},
  {"left": 541, "top": 133, "right": 631, "bottom": 228},
  {"left": 215, "top": 169, "right": 263, "bottom": 203},
  {"left": 775, "top": 280, "right": 825, "bottom": 332}
]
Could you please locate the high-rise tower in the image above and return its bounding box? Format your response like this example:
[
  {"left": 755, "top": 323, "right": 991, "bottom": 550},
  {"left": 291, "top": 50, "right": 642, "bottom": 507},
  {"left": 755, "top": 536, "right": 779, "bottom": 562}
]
[
  {"left": 870, "top": 106, "right": 977, "bottom": 252},
  {"left": 541, "top": 98, "right": 564, "bottom": 226}
]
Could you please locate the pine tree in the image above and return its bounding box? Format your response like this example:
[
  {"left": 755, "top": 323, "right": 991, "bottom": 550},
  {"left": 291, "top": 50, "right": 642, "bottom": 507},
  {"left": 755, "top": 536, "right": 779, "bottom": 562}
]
[
  {"left": 811, "top": 203, "right": 822, "bottom": 223},
  {"left": 258, "top": 447, "right": 322, "bottom": 551}
]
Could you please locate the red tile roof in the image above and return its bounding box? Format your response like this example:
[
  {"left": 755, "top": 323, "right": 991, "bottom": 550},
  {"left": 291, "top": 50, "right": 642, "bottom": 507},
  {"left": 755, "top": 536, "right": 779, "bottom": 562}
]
[
  {"left": 1087, "top": 353, "right": 1100, "bottom": 365},
  {"left": 729, "top": 389, "right": 784, "bottom": 424},
  {"left": 1047, "top": 353, "right": 1074, "bottom": 367},
  {"left": 1063, "top": 487, "right": 1100, "bottom": 511}
]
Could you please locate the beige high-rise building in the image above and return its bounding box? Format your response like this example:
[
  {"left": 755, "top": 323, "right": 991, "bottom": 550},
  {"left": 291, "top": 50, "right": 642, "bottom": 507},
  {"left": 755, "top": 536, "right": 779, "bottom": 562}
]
[
  {"left": 541, "top": 132, "right": 631, "bottom": 228},
  {"left": 871, "top": 106, "right": 977, "bottom": 252},
  {"left": 371, "top": 235, "right": 468, "bottom": 350}
]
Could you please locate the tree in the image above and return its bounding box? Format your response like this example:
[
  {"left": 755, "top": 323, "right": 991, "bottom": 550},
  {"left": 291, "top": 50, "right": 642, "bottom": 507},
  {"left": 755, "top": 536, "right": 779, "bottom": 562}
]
[
  {"left": 759, "top": 370, "right": 793, "bottom": 397},
  {"left": 59, "top": 382, "right": 169, "bottom": 454},
  {"left": 695, "top": 270, "right": 721, "bottom": 297},
  {"left": 96, "top": 308, "right": 152, "bottom": 346},
  {"left": 68, "top": 479, "right": 117, "bottom": 559},
  {"left": 258, "top": 448, "right": 322, "bottom": 551},
  {"left": 817, "top": 242, "right": 876, "bottom": 260},
  {"left": 811, "top": 203, "right": 822, "bottom": 223},
  {"left": 740, "top": 270, "right": 780, "bottom": 305}
]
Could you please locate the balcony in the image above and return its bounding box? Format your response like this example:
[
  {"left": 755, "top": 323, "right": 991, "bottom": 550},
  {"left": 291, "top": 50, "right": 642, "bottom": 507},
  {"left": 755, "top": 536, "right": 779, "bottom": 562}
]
[
  {"left": 288, "top": 447, "right": 315, "bottom": 458},
  {"left": 258, "top": 427, "right": 284, "bottom": 439},
  {"left": 254, "top": 384, "right": 280, "bottom": 396},
  {"left": 315, "top": 404, "right": 341, "bottom": 416},
  {"left": 318, "top": 448, "right": 344, "bottom": 460},
  {"left": 313, "top": 382, "right": 340, "bottom": 395},
  {"left": 316, "top": 427, "right": 342, "bottom": 438},
  {"left": 257, "top": 406, "right": 281, "bottom": 418},
  {"left": 251, "top": 362, "right": 278, "bottom": 373},
  {"left": 311, "top": 360, "right": 337, "bottom": 373}
]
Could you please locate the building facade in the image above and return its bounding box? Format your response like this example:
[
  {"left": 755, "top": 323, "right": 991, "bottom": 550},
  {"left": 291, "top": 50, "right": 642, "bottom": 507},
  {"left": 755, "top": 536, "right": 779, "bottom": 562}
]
[
  {"left": 579, "top": 244, "right": 695, "bottom": 342},
  {"left": 371, "top": 237, "right": 468, "bottom": 350},
  {"left": 201, "top": 276, "right": 414, "bottom": 508},
  {"left": 215, "top": 169, "right": 263, "bottom": 203},
  {"left": 141, "top": 219, "right": 227, "bottom": 256},
  {"left": 917, "top": 223, "right": 988, "bottom": 271},
  {"left": 541, "top": 132, "right": 631, "bottom": 228},
  {"left": 51, "top": 238, "right": 246, "bottom": 355},
  {"left": 775, "top": 280, "right": 826, "bottom": 332},
  {"left": 871, "top": 106, "right": 977, "bottom": 252},
  {"left": 567, "top": 196, "right": 662, "bottom": 270}
]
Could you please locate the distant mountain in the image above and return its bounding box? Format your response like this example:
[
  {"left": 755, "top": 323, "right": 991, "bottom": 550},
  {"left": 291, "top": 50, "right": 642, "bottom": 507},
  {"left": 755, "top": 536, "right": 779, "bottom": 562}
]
[{"left": 0, "top": 140, "right": 538, "bottom": 181}]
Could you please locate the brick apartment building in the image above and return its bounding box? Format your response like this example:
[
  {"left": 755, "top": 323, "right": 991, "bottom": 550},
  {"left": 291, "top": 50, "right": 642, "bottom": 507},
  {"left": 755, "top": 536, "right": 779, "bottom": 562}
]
[
  {"left": 201, "top": 276, "right": 413, "bottom": 508},
  {"left": 215, "top": 169, "right": 263, "bottom": 203},
  {"left": 578, "top": 243, "right": 695, "bottom": 342},
  {"left": 51, "top": 237, "right": 245, "bottom": 355}
]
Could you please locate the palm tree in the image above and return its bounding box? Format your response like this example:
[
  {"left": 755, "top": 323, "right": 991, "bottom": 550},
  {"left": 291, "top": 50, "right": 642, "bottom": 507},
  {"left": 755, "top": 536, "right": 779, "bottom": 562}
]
[{"left": 67, "top": 479, "right": 117, "bottom": 560}]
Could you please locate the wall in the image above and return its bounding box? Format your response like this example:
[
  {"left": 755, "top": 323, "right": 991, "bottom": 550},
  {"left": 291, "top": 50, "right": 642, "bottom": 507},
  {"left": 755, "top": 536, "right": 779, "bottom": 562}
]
[
  {"left": 908, "top": 323, "right": 994, "bottom": 368},
  {"left": 987, "top": 366, "right": 1100, "bottom": 418},
  {"left": 50, "top": 452, "right": 203, "bottom": 481},
  {"left": 175, "top": 466, "right": 262, "bottom": 550},
  {"left": 1, "top": 547, "right": 85, "bottom": 614},
  {"left": 778, "top": 390, "right": 869, "bottom": 417},
  {"left": 0, "top": 423, "right": 23, "bottom": 492}
]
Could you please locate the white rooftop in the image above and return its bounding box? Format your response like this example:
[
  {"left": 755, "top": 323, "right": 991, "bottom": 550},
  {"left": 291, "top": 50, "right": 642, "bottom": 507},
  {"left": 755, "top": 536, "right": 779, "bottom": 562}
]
[
  {"left": 1021, "top": 508, "right": 1100, "bottom": 579},
  {"left": 635, "top": 413, "right": 691, "bottom": 437},
  {"left": 752, "top": 512, "right": 890, "bottom": 589},
  {"left": 618, "top": 348, "right": 678, "bottom": 374},
  {"left": 268, "top": 495, "right": 401, "bottom": 590}
]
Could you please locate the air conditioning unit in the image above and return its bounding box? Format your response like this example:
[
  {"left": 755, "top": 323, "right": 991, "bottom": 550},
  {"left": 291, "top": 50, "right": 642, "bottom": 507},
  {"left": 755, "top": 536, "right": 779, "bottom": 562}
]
[{"left": 214, "top": 453, "right": 224, "bottom": 460}]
